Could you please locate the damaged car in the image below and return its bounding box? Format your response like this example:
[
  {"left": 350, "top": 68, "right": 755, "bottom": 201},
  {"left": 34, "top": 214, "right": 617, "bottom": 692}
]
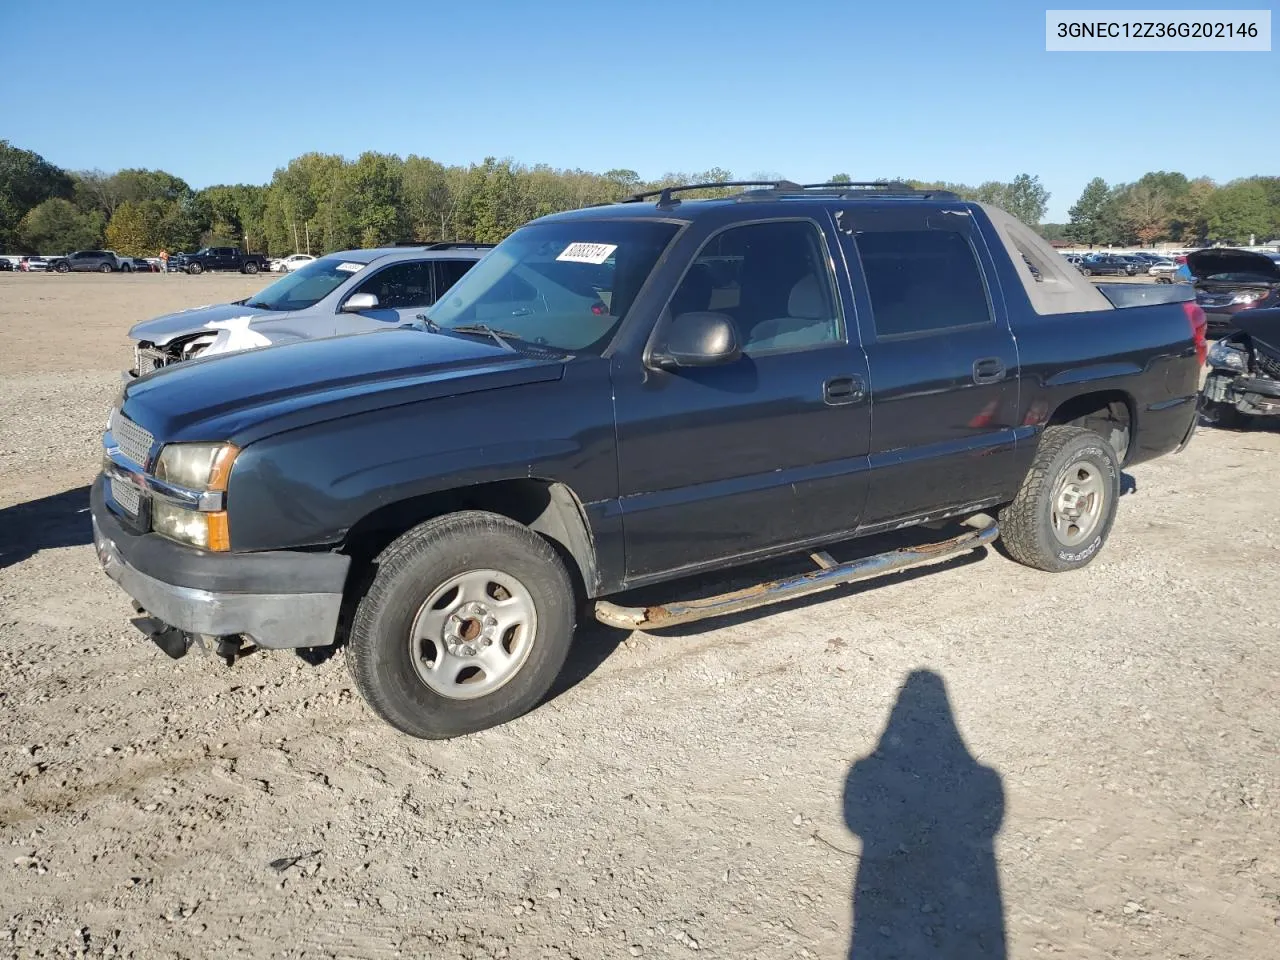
[
  {"left": 1187, "top": 248, "right": 1280, "bottom": 336},
  {"left": 126, "top": 242, "right": 493, "bottom": 378},
  {"left": 1201, "top": 307, "right": 1280, "bottom": 428}
]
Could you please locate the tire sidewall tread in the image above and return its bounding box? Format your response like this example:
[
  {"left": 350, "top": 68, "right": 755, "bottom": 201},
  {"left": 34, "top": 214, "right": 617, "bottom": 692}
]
[
  {"left": 1000, "top": 425, "right": 1121, "bottom": 573},
  {"left": 345, "top": 510, "right": 575, "bottom": 739}
]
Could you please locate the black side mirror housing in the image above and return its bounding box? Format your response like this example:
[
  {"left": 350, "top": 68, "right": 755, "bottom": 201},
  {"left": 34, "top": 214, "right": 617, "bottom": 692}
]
[{"left": 650, "top": 311, "right": 741, "bottom": 369}]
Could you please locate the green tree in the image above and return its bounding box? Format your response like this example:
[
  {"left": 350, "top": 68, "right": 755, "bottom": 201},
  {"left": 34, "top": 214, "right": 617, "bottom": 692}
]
[
  {"left": 0, "top": 140, "right": 73, "bottom": 252},
  {"left": 106, "top": 200, "right": 165, "bottom": 256},
  {"left": 1206, "top": 178, "right": 1273, "bottom": 243},
  {"left": 328, "top": 152, "right": 408, "bottom": 249},
  {"left": 401, "top": 155, "right": 452, "bottom": 242},
  {"left": 1066, "top": 177, "right": 1111, "bottom": 245},
  {"left": 16, "top": 198, "right": 103, "bottom": 253},
  {"left": 829, "top": 173, "right": 852, "bottom": 184}
]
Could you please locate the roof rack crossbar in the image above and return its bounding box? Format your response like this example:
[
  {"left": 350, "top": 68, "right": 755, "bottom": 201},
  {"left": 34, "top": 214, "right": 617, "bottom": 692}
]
[
  {"left": 423, "top": 241, "right": 497, "bottom": 250},
  {"left": 623, "top": 180, "right": 804, "bottom": 207}
]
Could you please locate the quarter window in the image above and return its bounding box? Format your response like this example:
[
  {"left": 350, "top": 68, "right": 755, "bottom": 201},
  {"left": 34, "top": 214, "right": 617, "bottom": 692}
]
[
  {"left": 855, "top": 229, "right": 993, "bottom": 337},
  {"left": 668, "top": 220, "right": 842, "bottom": 356}
]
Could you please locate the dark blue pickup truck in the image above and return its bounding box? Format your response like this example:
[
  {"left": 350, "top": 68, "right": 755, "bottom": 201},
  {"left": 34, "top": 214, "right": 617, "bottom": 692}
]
[{"left": 90, "top": 181, "right": 1206, "bottom": 739}]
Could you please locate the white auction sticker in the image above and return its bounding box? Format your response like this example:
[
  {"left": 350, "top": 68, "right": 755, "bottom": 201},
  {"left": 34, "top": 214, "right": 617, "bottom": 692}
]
[
  {"left": 336, "top": 262, "right": 363, "bottom": 273},
  {"left": 556, "top": 242, "right": 617, "bottom": 265}
]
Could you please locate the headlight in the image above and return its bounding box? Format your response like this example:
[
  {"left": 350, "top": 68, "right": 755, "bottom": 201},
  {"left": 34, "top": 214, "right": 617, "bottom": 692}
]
[
  {"left": 1206, "top": 341, "right": 1248, "bottom": 373},
  {"left": 151, "top": 442, "right": 238, "bottom": 550},
  {"left": 1232, "top": 291, "right": 1267, "bottom": 305},
  {"left": 152, "top": 501, "right": 230, "bottom": 551},
  {"left": 154, "top": 442, "right": 238, "bottom": 491}
]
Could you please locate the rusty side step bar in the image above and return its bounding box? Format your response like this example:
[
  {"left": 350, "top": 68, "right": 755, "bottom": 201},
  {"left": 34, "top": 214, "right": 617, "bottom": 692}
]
[{"left": 594, "top": 514, "right": 999, "bottom": 631}]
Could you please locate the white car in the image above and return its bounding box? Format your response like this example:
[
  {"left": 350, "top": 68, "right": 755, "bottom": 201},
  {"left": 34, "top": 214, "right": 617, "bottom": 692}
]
[{"left": 272, "top": 253, "right": 316, "bottom": 273}]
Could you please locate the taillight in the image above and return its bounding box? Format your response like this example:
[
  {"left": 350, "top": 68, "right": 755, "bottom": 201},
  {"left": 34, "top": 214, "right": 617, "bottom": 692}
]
[{"left": 1182, "top": 300, "right": 1207, "bottom": 365}]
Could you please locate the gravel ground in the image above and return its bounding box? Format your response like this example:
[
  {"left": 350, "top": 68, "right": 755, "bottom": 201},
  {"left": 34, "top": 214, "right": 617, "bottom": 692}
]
[{"left": 1, "top": 274, "right": 1277, "bottom": 959}]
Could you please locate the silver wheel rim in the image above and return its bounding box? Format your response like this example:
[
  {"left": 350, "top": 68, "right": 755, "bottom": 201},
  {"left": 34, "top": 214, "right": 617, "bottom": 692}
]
[
  {"left": 1051, "top": 461, "right": 1106, "bottom": 547},
  {"left": 408, "top": 568, "right": 537, "bottom": 700}
]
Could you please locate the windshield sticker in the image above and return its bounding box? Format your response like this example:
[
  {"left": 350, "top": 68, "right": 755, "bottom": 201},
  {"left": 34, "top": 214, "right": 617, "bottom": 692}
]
[
  {"left": 336, "top": 262, "right": 363, "bottom": 273},
  {"left": 556, "top": 242, "right": 617, "bottom": 265}
]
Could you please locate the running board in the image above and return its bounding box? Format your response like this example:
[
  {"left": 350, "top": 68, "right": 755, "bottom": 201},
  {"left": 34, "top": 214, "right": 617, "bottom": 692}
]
[{"left": 593, "top": 514, "right": 999, "bottom": 631}]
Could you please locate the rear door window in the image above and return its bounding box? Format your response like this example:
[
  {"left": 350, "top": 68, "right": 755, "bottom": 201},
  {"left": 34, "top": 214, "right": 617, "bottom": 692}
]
[{"left": 854, "top": 229, "right": 993, "bottom": 338}]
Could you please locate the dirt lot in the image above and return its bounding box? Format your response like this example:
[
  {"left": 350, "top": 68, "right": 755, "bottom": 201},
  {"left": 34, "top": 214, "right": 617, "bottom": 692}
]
[{"left": 1, "top": 273, "right": 1277, "bottom": 959}]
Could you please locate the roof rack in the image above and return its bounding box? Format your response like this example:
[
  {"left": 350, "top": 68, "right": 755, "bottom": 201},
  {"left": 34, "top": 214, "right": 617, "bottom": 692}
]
[
  {"left": 390, "top": 240, "right": 497, "bottom": 249},
  {"left": 620, "top": 179, "right": 960, "bottom": 207},
  {"left": 622, "top": 180, "right": 804, "bottom": 208}
]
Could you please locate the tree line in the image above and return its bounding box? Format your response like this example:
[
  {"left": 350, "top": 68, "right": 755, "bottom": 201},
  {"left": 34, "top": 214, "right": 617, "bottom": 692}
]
[
  {"left": 1, "top": 138, "right": 1275, "bottom": 258},
  {"left": 1057, "top": 172, "right": 1280, "bottom": 247}
]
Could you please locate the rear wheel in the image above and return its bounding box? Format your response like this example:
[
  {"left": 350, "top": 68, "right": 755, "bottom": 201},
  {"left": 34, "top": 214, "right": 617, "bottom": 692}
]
[
  {"left": 999, "top": 426, "right": 1121, "bottom": 573},
  {"left": 345, "top": 510, "right": 576, "bottom": 739},
  {"left": 99, "top": 262, "right": 112, "bottom": 274},
  {"left": 1080, "top": 267, "right": 1092, "bottom": 277}
]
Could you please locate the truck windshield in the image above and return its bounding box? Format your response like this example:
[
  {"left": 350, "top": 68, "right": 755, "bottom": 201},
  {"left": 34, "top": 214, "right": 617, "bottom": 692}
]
[
  {"left": 427, "top": 220, "right": 680, "bottom": 353},
  {"left": 243, "top": 257, "right": 366, "bottom": 311}
]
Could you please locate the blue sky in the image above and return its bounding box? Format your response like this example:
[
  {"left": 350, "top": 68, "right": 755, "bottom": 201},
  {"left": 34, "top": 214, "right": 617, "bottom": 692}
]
[{"left": 2, "top": 1, "right": 1274, "bottom": 221}]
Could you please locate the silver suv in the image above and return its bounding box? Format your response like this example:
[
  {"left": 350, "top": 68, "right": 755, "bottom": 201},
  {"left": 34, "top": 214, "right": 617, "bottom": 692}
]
[{"left": 126, "top": 243, "right": 493, "bottom": 378}]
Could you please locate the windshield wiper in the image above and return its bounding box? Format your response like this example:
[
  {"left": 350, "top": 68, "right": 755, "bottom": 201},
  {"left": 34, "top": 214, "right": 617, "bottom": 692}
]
[
  {"left": 410, "top": 312, "right": 441, "bottom": 333},
  {"left": 448, "top": 323, "right": 520, "bottom": 352}
]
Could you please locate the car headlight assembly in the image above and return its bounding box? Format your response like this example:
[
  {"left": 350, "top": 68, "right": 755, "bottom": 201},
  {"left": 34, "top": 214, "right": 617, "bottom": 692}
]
[
  {"left": 1232, "top": 291, "right": 1267, "bottom": 305},
  {"left": 151, "top": 442, "right": 238, "bottom": 550},
  {"left": 1206, "top": 341, "right": 1248, "bottom": 373}
]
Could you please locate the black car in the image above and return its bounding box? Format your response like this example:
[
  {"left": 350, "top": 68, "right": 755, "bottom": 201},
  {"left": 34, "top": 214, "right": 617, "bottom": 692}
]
[
  {"left": 1186, "top": 248, "right": 1280, "bottom": 336},
  {"left": 91, "top": 180, "right": 1204, "bottom": 740},
  {"left": 1077, "top": 255, "right": 1138, "bottom": 277},
  {"left": 0, "top": 257, "right": 12, "bottom": 272}
]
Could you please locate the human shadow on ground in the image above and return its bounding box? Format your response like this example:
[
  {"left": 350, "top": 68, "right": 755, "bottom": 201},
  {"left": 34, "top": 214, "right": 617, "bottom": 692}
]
[
  {"left": 844, "top": 669, "right": 1007, "bottom": 959},
  {"left": 0, "top": 485, "right": 93, "bottom": 571}
]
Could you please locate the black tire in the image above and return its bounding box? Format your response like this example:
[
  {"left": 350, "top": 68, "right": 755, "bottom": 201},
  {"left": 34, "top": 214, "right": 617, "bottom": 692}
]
[
  {"left": 55, "top": 262, "right": 69, "bottom": 274},
  {"left": 244, "top": 261, "right": 258, "bottom": 274},
  {"left": 999, "top": 425, "right": 1121, "bottom": 573},
  {"left": 345, "top": 510, "right": 576, "bottom": 739},
  {"left": 188, "top": 262, "right": 203, "bottom": 275},
  {"left": 121, "top": 263, "right": 132, "bottom": 273},
  {"left": 1202, "top": 400, "right": 1253, "bottom": 430},
  {"left": 1080, "top": 267, "right": 1092, "bottom": 277},
  {"left": 99, "top": 262, "right": 112, "bottom": 274}
]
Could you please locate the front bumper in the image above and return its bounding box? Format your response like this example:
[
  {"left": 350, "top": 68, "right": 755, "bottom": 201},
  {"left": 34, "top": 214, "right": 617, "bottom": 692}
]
[
  {"left": 91, "top": 477, "right": 349, "bottom": 649},
  {"left": 1203, "top": 371, "right": 1280, "bottom": 416}
]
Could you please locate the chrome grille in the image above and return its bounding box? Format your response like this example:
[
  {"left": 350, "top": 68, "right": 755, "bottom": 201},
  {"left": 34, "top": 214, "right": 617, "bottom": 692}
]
[
  {"left": 109, "top": 409, "right": 154, "bottom": 467},
  {"left": 110, "top": 476, "right": 141, "bottom": 516},
  {"left": 135, "top": 346, "right": 171, "bottom": 375}
]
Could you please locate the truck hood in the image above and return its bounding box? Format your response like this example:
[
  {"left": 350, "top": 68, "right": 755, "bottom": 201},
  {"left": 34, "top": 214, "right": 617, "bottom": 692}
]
[
  {"left": 121, "top": 329, "right": 565, "bottom": 446},
  {"left": 1186, "top": 249, "right": 1280, "bottom": 282},
  {"left": 128, "top": 301, "right": 284, "bottom": 346}
]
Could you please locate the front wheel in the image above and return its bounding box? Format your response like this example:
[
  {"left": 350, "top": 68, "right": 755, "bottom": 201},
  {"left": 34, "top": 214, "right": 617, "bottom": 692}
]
[
  {"left": 999, "top": 426, "right": 1121, "bottom": 573},
  {"left": 1080, "top": 267, "right": 1092, "bottom": 277},
  {"left": 187, "top": 262, "right": 203, "bottom": 275},
  {"left": 243, "top": 261, "right": 258, "bottom": 274},
  {"left": 345, "top": 510, "right": 576, "bottom": 739},
  {"left": 55, "top": 262, "right": 69, "bottom": 274}
]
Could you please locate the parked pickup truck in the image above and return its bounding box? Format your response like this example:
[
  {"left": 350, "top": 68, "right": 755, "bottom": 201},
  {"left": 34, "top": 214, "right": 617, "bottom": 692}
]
[
  {"left": 173, "top": 246, "right": 271, "bottom": 275},
  {"left": 90, "top": 180, "right": 1206, "bottom": 740}
]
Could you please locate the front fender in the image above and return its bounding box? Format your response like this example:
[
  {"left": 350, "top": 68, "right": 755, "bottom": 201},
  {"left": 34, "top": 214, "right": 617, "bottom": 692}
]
[{"left": 223, "top": 361, "right": 619, "bottom": 552}]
